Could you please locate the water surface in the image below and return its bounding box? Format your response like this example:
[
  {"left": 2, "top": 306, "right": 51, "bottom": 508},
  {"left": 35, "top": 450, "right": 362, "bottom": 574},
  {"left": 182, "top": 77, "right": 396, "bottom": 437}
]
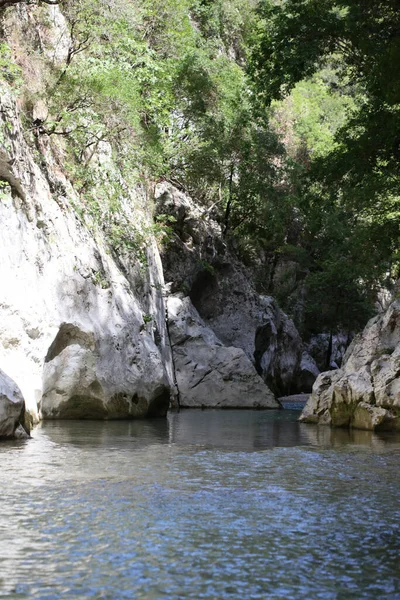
[{"left": 1, "top": 410, "right": 400, "bottom": 599}]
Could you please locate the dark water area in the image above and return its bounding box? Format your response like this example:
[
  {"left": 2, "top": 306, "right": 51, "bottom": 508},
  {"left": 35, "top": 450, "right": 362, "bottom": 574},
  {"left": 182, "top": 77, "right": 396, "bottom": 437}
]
[{"left": 1, "top": 409, "right": 400, "bottom": 599}]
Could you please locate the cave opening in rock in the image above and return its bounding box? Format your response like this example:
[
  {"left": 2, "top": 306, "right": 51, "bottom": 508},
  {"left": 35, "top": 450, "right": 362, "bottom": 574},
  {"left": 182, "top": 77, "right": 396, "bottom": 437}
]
[
  {"left": 189, "top": 269, "right": 219, "bottom": 319},
  {"left": 147, "top": 386, "right": 170, "bottom": 418}
]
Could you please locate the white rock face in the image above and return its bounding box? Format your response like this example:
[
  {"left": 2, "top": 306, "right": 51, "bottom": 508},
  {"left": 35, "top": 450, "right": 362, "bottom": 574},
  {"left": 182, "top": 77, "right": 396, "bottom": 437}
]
[
  {"left": 167, "top": 296, "right": 279, "bottom": 408},
  {"left": 300, "top": 300, "right": 400, "bottom": 430},
  {"left": 0, "top": 369, "right": 26, "bottom": 439},
  {"left": 0, "top": 89, "right": 174, "bottom": 422}
]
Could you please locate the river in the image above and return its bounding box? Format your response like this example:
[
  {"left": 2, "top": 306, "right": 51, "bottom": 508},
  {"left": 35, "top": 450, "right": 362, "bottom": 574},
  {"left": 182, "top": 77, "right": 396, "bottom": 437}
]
[{"left": 1, "top": 409, "right": 400, "bottom": 599}]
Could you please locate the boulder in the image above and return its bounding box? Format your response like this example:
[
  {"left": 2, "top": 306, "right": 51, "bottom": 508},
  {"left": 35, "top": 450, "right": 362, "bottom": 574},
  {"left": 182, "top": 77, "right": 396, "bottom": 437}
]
[
  {"left": 352, "top": 403, "right": 397, "bottom": 431},
  {"left": 167, "top": 295, "right": 279, "bottom": 408},
  {"left": 300, "top": 300, "right": 400, "bottom": 430},
  {"left": 41, "top": 323, "right": 170, "bottom": 419},
  {"left": 0, "top": 368, "right": 28, "bottom": 439}
]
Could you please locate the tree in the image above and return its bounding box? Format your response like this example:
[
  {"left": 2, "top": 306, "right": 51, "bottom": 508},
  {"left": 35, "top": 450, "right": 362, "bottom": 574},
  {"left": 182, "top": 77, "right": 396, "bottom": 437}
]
[
  {"left": 248, "top": 0, "right": 400, "bottom": 333},
  {"left": 250, "top": 0, "right": 400, "bottom": 203}
]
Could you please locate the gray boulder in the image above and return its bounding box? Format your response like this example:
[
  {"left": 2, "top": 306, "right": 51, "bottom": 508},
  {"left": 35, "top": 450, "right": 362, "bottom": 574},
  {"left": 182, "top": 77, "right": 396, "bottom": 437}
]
[
  {"left": 167, "top": 295, "right": 279, "bottom": 408},
  {"left": 0, "top": 368, "right": 29, "bottom": 439},
  {"left": 300, "top": 300, "right": 400, "bottom": 430},
  {"left": 40, "top": 323, "right": 170, "bottom": 419}
]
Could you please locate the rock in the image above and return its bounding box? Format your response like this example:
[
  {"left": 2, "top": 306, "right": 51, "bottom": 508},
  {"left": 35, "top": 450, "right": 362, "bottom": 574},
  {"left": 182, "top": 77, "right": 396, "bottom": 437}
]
[
  {"left": 306, "top": 332, "right": 350, "bottom": 371},
  {"left": 344, "top": 300, "right": 400, "bottom": 374},
  {"left": 0, "top": 88, "right": 175, "bottom": 422},
  {"left": 300, "top": 299, "right": 400, "bottom": 430},
  {"left": 330, "top": 367, "right": 375, "bottom": 427},
  {"left": 0, "top": 149, "right": 26, "bottom": 202},
  {"left": 0, "top": 368, "right": 27, "bottom": 439},
  {"left": 41, "top": 322, "right": 170, "bottom": 419},
  {"left": 371, "top": 346, "right": 400, "bottom": 409},
  {"left": 13, "top": 424, "right": 30, "bottom": 439},
  {"left": 352, "top": 403, "right": 397, "bottom": 431},
  {"left": 156, "top": 183, "right": 319, "bottom": 395},
  {"left": 41, "top": 5, "right": 71, "bottom": 65},
  {"left": 298, "top": 351, "right": 320, "bottom": 391},
  {"left": 300, "top": 370, "right": 342, "bottom": 426},
  {"left": 254, "top": 300, "right": 319, "bottom": 395},
  {"left": 167, "top": 295, "right": 279, "bottom": 408},
  {"left": 254, "top": 298, "right": 302, "bottom": 395},
  {"left": 155, "top": 182, "right": 224, "bottom": 298}
]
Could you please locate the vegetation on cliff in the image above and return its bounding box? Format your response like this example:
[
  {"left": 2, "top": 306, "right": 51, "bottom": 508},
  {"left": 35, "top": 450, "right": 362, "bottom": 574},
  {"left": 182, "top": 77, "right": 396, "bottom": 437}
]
[{"left": 1, "top": 0, "right": 399, "bottom": 339}]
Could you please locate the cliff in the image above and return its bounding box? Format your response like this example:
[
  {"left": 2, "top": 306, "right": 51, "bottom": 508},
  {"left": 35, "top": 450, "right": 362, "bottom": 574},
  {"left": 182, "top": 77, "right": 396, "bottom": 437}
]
[{"left": 0, "top": 85, "right": 176, "bottom": 427}]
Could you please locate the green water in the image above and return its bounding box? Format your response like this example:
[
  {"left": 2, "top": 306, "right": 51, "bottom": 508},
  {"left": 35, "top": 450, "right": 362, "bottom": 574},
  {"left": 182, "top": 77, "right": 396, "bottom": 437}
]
[{"left": 0, "top": 409, "right": 399, "bottom": 599}]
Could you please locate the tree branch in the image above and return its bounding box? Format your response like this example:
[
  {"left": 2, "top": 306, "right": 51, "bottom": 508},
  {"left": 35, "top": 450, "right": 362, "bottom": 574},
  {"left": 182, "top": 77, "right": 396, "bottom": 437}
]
[{"left": 0, "top": 0, "right": 60, "bottom": 7}]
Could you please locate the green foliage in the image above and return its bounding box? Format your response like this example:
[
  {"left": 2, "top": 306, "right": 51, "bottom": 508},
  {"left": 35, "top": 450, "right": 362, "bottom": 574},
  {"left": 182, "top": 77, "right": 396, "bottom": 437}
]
[
  {"left": 36, "top": 0, "right": 274, "bottom": 218},
  {"left": 251, "top": 0, "right": 400, "bottom": 203},
  {"left": 0, "top": 179, "right": 10, "bottom": 201},
  {"left": 91, "top": 270, "right": 109, "bottom": 289},
  {"left": 271, "top": 69, "right": 356, "bottom": 160},
  {"left": 248, "top": 0, "right": 400, "bottom": 333},
  {"left": 198, "top": 260, "right": 215, "bottom": 275},
  {"left": 191, "top": 0, "right": 257, "bottom": 58},
  {"left": 0, "top": 42, "right": 22, "bottom": 91}
]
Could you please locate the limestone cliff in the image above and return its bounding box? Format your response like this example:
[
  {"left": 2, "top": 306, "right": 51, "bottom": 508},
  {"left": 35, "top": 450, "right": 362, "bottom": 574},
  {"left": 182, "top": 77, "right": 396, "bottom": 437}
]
[{"left": 0, "top": 87, "right": 176, "bottom": 423}]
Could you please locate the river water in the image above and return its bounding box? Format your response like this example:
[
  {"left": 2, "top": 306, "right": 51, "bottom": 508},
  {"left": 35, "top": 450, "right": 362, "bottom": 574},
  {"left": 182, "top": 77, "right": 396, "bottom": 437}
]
[{"left": 1, "top": 409, "right": 400, "bottom": 599}]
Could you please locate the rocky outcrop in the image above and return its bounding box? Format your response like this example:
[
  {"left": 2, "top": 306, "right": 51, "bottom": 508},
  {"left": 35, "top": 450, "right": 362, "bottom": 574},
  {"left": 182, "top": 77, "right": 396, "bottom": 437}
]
[
  {"left": 300, "top": 300, "right": 400, "bottom": 430},
  {"left": 167, "top": 295, "right": 279, "bottom": 408},
  {"left": 0, "top": 369, "right": 29, "bottom": 439},
  {"left": 156, "top": 183, "right": 319, "bottom": 395},
  {"left": 253, "top": 297, "right": 319, "bottom": 395},
  {"left": 306, "top": 332, "right": 350, "bottom": 371},
  {"left": 0, "top": 87, "right": 175, "bottom": 422},
  {"left": 0, "top": 78, "right": 309, "bottom": 431}
]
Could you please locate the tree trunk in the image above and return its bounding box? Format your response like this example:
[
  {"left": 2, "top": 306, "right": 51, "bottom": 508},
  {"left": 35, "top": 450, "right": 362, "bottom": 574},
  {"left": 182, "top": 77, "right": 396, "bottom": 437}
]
[{"left": 223, "top": 163, "right": 234, "bottom": 236}]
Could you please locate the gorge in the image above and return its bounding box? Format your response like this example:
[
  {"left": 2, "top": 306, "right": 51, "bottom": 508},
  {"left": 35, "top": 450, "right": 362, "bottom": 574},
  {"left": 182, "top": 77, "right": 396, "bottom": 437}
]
[
  {"left": 1, "top": 2, "right": 400, "bottom": 599},
  {"left": 1, "top": 0, "right": 399, "bottom": 437}
]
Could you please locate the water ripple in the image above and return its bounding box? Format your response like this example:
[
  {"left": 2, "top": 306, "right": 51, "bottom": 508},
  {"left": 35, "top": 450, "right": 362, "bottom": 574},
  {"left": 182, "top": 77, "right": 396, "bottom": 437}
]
[{"left": 0, "top": 411, "right": 399, "bottom": 599}]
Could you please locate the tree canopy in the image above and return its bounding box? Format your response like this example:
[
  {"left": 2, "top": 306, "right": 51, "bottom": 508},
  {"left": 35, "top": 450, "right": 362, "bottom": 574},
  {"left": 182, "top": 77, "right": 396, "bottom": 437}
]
[{"left": 249, "top": 0, "right": 400, "bottom": 334}]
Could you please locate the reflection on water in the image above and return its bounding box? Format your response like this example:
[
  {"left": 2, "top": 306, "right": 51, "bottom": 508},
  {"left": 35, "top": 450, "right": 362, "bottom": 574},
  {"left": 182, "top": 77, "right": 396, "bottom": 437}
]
[
  {"left": 169, "top": 409, "right": 400, "bottom": 450},
  {"left": 0, "top": 410, "right": 400, "bottom": 599}
]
